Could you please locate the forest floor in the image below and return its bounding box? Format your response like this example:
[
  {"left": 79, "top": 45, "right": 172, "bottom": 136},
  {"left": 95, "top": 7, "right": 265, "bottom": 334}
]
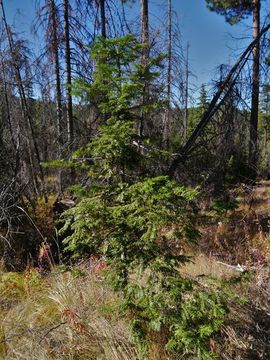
[{"left": 0, "top": 182, "right": 269, "bottom": 359}]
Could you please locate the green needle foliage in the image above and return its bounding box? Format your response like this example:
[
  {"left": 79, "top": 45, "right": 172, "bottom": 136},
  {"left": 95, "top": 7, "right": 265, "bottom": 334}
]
[
  {"left": 60, "top": 35, "right": 229, "bottom": 359},
  {"left": 72, "top": 34, "right": 165, "bottom": 181},
  {"left": 205, "top": 0, "right": 253, "bottom": 25}
]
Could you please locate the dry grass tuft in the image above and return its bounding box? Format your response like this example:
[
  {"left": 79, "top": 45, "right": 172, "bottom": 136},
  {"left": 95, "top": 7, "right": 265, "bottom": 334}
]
[
  {"left": 0, "top": 267, "right": 139, "bottom": 360},
  {"left": 180, "top": 253, "right": 239, "bottom": 279},
  {"left": 200, "top": 182, "right": 270, "bottom": 266}
]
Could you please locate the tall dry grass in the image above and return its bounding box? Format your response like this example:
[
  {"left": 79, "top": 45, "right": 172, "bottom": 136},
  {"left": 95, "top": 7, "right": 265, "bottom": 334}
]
[
  {"left": 200, "top": 182, "right": 270, "bottom": 266},
  {"left": 0, "top": 266, "right": 139, "bottom": 360},
  {"left": 1, "top": 182, "right": 270, "bottom": 360}
]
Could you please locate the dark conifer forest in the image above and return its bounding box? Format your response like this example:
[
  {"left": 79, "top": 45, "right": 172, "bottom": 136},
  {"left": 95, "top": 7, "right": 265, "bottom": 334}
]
[{"left": 0, "top": 1, "right": 269, "bottom": 359}]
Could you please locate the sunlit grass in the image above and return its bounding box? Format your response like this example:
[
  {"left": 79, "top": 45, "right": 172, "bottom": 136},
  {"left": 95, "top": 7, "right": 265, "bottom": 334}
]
[{"left": 0, "top": 267, "right": 139, "bottom": 360}]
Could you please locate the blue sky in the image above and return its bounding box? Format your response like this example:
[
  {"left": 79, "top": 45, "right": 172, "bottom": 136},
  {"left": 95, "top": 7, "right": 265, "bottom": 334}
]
[{"left": 3, "top": 0, "right": 269, "bottom": 92}]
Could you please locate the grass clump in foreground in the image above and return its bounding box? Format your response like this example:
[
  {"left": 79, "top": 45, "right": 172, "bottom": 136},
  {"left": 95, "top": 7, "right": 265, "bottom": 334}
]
[
  {"left": 0, "top": 261, "right": 268, "bottom": 360},
  {"left": 0, "top": 266, "right": 140, "bottom": 360}
]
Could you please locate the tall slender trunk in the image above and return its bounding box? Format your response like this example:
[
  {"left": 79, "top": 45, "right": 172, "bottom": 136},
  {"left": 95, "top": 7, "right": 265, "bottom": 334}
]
[
  {"left": 139, "top": 0, "right": 149, "bottom": 139},
  {"left": 100, "top": 0, "right": 106, "bottom": 38},
  {"left": 184, "top": 42, "right": 189, "bottom": 143},
  {"left": 50, "top": 0, "right": 63, "bottom": 192},
  {"left": 248, "top": 0, "right": 260, "bottom": 177},
  {"left": 50, "top": 0, "right": 63, "bottom": 148},
  {"left": 1, "top": 61, "right": 17, "bottom": 152},
  {"left": 163, "top": 0, "right": 172, "bottom": 147},
  {"left": 166, "top": 0, "right": 172, "bottom": 103},
  {"left": 64, "top": 0, "right": 74, "bottom": 147},
  {"left": 1, "top": 60, "right": 20, "bottom": 180},
  {"left": 141, "top": 0, "right": 149, "bottom": 61}
]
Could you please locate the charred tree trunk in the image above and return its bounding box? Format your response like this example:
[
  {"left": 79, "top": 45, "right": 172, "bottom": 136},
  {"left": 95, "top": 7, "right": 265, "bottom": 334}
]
[
  {"left": 139, "top": 0, "right": 149, "bottom": 139},
  {"left": 50, "top": 0, "right": 63, "bottom": 148},
  {"left": 163, "top": 0, "right": 172, "bottom": 147},
  {"left": 184, "top": 42, "right": 190, "bottom": 143},
  {"left": 1, "top": 60, "right": 18, "bottom": 160},
  {"left": 50, "top": 0, "right": 63, "bottom": 192},
  {"left": 166, "top": 0, "right": 172, "bottom": 103},
  {"left": 141, "top": 0, "right": 149, "bottom": 61},
  {"left": 100, "top": 0, "right": 106, "bottom": 38},
  {"left": 64, "top": 0, "right": 74, "bottom": 147},
  {"left": 248, "top": 0, "right": 260, "bottom": 177},
  {"left": 0, "top": 57, "right": 20, "bottom": 188}
]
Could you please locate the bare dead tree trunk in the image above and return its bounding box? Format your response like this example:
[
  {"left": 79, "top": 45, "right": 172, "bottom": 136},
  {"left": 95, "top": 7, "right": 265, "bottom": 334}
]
[
  {"left": 50, "top": 0, "right": 63, "bottom": 148},
  {"left": 0, "top": 0, "right": 46, "bottom": 199},
  {"left": 183, "top": 42, "right": 190, "bottom": 143},
  {"left": 1, "top": 57, "right": 21, "bottom": 186},
  {"left": 139, "top": 0, "right": 149, "bottom": 139},
  {"left": 49, "top": 0, "right": 63, "bottom": 193},
  {"left": 141, "top": 0, "right": 149, "bottom": 60},
  {"left": 100, "top": 0, "right": 106, "bottom": 38},
  {"left": 64, "top": 0, "right": 74, "bottom": 147},
  {"left": 163, "top": 0, "right": 172, "bottom": 147},
  {"left": 166, "top": 0, "right": 172, "bottom": 103},
  {"left": 248, "top": 0, "right": 260, "bottom": 177},
  {"left": 1, "top": 61, "right": 17, "bottom": 153}
]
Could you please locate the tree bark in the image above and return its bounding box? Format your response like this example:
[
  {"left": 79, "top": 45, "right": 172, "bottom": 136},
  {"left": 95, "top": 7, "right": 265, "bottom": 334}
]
[
  {"left": 100, "top": 0, "right": 106, "bottom": 38},
  {"left": 163, "top": 0, "right": 172, "bottom": 147},
  {"left": 141, "top": 0, "right": 149, "bottom": 61},
  {"left": 139, "top": 0, "right": 149, "bottom": 138},
  {"left": 248, "top": 0, "right": 260, "bottom": 177},
  {"left": 64, "top": 0, "right": 74, "bottom": 147},
  {"left": 184, "top": 42, "right": 190, "bottom": 143},
  {"left": 49, "top": 0, "right": 63, "bottom": 192},
  {"left": 50, "top": 0, "right": 63, "bottom": 148},
  {"left": 1, "top": 58, "right": 21, "bottom": 184},
  {"left": 166, "top": 0, "right": 172, "bottom": 103}
]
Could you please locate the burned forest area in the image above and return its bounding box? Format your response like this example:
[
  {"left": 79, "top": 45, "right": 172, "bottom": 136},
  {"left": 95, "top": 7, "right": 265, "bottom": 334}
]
[{"left": 0, "top": 0, "right": 270, "bottom": 359}]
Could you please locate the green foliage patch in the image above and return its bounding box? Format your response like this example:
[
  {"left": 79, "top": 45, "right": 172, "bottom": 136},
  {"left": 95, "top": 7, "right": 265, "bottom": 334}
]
[{"left": 58, "top": 35, "right": 231, "bottom": 359}]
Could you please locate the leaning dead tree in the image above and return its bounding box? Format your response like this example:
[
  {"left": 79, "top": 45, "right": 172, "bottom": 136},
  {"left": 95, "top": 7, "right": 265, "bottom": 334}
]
[{"left": 168, "top": 22, "right": 270, "bottom": 177}]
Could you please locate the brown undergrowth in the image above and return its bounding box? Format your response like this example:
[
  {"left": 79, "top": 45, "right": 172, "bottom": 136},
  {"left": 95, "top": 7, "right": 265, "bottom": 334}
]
[
  {"left": 200, "top": 181, "right": 270, "bottom": 266},
  {"left": 0, "top": 265, "right": 139, "bottom": 360},
  {"left": 180, "top": 181, "right": 270, "bottom": 359},
  {"left": 0, "top": 183, "right": 269, "bottom": 359},
  {"left": 181, "top": 254, "right": 270, "bottom": 360},
  {"left": 1, "top": 261, "right": 269, "bottom": 359}
]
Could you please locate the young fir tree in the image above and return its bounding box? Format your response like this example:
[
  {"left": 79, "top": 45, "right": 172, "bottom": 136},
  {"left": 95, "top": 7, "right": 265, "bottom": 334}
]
[
  {"left": 188, "top": 83, "right": 209, "bottom": 137},
  {"left": 60, "top": 35, "right": 229, "bottom": 359}
]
